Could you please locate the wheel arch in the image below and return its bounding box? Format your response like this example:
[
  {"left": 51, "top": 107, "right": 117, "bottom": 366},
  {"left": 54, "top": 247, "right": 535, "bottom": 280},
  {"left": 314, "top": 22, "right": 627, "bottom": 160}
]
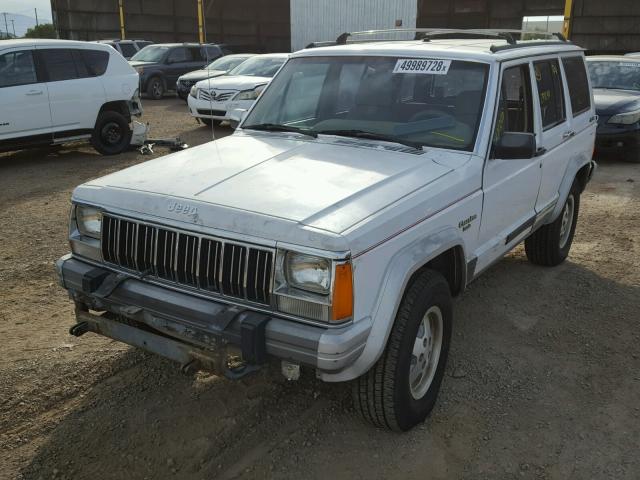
[
  {"left": 318, "top": 227, "right": 467, "bottom": 382},
  {"left": 549, "top": 154, "right": 594, "bottom": 223},
  {"left": 97, "top": 101, "right": 131, "bottom": 125}
]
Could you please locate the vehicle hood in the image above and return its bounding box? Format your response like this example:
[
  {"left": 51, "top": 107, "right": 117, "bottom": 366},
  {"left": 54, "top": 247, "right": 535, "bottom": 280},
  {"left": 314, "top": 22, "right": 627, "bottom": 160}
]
[
  {"left": 593, "top": 88, "right": 640, "bottom": 115},
  {"left": 194, "top": 75, "right": 271, "bottom": 90},
  {"left": 73, "top": 133, "right": 456, "bottom": 251},
  {"left": 179, "top": 69, "right": 226, "bottom": 81}
]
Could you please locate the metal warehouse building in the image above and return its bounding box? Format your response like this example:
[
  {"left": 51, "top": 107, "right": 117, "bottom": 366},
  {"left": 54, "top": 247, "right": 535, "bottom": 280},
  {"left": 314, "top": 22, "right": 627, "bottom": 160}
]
[{"left": 51, "top": 0, "right": 640, "bottom": 53}]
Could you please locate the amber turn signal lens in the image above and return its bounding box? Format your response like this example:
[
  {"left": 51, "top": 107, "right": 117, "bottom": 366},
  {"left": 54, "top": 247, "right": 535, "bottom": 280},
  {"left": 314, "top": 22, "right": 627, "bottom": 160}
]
[{"left": 331, "top": 263, "right": 353, "bottom": 321}]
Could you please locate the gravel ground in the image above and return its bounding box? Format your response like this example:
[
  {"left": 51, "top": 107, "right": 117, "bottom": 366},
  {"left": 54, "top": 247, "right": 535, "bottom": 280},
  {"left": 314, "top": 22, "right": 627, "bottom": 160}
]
[{"left": 0, "top": 98, "right": 638, "bottom": 480}]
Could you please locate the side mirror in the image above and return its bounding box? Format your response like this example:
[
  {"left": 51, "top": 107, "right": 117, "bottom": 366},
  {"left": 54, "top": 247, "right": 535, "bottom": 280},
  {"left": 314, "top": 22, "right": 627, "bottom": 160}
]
[
  {"left": 228, "top": 108, "right": 248, "bottom": 129},
  {"left": 493, "top": 132, "right": 536, "bottom": 159}
]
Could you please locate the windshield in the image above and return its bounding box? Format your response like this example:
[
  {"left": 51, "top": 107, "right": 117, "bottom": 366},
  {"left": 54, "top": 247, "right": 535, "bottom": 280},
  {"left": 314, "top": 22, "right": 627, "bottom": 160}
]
[
  {"left": 229, "top": 56, "right": 286, "bottom": 77},
  {"left": 243, "top": 56, "right": 489, "bottom": 151},
  {"left": 206, "top": 55, "right": 252, "bottom": 71},
  {"left": 131, "top": 46, "right": 169, "bottom": 63},
  {"left": 588, "top": 61, "right": 640, "bottom": 91}
]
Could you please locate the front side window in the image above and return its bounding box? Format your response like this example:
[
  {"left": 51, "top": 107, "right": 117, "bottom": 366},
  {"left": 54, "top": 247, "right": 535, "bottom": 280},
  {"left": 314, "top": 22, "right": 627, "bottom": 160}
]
[
  {"left": 562, "top": 56, "right": 591, "bottom": 116},
  {"left": 0, "top": 50, "right": 38, "bottom": 87},
  {"left": 534, "top": 59, "right": 566, "bottom": 129},
  {"left": 493, "top": 64, "right": 534, "bottom": 144},
  {"left": 167, "top": 48, "right": 189, "bottom": 63},
  {"left": 244, "top": 56, "right": 489, "bottom": 151}
]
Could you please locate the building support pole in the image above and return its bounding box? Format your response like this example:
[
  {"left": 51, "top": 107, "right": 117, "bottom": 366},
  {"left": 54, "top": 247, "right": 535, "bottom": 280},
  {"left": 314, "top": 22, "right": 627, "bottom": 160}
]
[
  {"left": 197, "top": 0, "right": 204, "bottom": 43},
  {"left": 562, "top": 0, "right": 575, "bottom": 39},
  {"left": 118, "top": 0, "right": 126, "bottom": 40}
]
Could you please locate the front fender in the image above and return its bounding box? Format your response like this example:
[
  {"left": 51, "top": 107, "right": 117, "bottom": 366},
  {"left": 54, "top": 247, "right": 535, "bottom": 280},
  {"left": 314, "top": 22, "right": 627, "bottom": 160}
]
[{"left": 318, "top": 226, "right": 465, "bottom": 382}]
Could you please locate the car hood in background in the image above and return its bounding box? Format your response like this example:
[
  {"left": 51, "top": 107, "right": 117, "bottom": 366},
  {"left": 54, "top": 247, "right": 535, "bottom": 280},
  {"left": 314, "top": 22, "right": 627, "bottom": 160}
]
[
  {"left": 194, "top": 75, "right": 272, "bottom": 91},
  {"left": 593, "top": 88, "right": 640, "bottom": 115},
  {"left": 179, "top": 69, "right": 226, "bottom": 82},
  {"left": 73, "top": 134, "right": 460, "bottom": 251},
  {"left": 128, "top": 60, "right": 158, "bottom": 68}
]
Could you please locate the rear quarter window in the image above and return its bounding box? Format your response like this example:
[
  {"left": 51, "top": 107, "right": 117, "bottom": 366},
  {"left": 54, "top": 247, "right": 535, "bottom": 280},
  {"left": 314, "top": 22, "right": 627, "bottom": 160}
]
[
  {"left": 81, "top": 50, "right": 110, "bottom": 76},
  {"left": 562, "top": 56, "right": 591, "bottom": 116}
]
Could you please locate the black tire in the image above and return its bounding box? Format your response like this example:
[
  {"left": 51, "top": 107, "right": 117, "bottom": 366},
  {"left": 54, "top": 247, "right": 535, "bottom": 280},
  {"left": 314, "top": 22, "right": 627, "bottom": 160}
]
[
  {"left": 525, "top": 180, "right": 580, "bottom": 266},
  {"left": 146, "top": 77, "right": 164, "bottom": 100},
  {"left": 91, "top": 111, "right": 132, "bottom": 156},
  {"left": 352, "top": 269, "right": 452, "bottom": 431},
  {"left": 200, "top": 118, "right": 221, "bottom": 127}
]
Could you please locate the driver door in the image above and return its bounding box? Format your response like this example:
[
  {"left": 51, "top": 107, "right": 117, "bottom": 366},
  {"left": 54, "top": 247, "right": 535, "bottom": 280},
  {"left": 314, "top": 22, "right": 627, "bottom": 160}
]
[{"left": 476, "top": 61, "right": 543, "bottom": 271}]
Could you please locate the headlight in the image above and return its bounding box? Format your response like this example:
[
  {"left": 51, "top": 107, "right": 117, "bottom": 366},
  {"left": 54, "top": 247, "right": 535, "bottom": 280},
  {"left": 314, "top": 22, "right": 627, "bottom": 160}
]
[
  {"left": 274, "top": 250, "right": 353, "bottom": 323},
  {"left": 285, "top": 252, "right": 331, "bottom": 294},
  {"left": 608, "top": 109, "right": 640, "bottom": 125},
  {"left": 76, "top": 205, "right": 102, "bottom": 238},
  {"left": 234, "top": 84, "right": 266, "bottom": 101},
  {"left": 190, "top": 85, "right": 199, "bottom": 98},
  {"left": 135, "top": 66, "right": 144, "bottom": 75}
]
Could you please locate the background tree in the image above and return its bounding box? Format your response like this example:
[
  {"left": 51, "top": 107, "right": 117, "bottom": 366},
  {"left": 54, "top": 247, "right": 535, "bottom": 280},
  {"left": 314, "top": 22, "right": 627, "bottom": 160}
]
[{"left": 24, "top": 23, "right": 56, "bottom": 39}]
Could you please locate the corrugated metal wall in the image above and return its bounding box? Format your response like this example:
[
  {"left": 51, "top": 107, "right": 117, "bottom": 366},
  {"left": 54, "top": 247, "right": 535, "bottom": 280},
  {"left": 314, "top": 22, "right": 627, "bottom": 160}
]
[
  {"left": 571, "top": 0, "right": 640, "bottom": 53},
  {"left": 51, "top": 0, "right": 290, "bottom": 52},
  {"left": 290, "top": 0, "right": 417, "bottom": 51}
]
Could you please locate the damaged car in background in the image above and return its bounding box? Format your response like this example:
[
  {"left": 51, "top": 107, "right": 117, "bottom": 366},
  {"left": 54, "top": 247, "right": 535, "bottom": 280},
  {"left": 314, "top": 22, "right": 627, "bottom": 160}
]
[{"left": 0, "top": 39, "right": 141, "bottom": 155}]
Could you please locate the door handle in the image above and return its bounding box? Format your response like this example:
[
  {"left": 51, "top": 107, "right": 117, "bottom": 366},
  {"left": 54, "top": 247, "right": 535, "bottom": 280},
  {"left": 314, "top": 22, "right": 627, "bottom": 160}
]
[
  {"left": 562, "top": 130, "right": 575, "bottom": 139},
  {"left": 25, "top": 90, "right": 43, "bottom": 96}
]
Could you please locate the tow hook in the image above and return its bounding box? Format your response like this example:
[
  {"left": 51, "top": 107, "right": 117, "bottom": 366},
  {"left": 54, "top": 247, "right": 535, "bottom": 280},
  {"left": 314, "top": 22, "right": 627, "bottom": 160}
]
[{"left": 69, "top": 321, "right": 89, "bottom": 337}]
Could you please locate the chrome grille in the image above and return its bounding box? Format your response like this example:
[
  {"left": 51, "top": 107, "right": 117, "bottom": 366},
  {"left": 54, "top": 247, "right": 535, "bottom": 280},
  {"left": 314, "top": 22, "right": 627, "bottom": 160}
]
[
  {"left": 101, "top": 215, "right": 273, "bottom": 305},
  {"left": 198, "top": 90, "right": 235, "bottom": 102}
]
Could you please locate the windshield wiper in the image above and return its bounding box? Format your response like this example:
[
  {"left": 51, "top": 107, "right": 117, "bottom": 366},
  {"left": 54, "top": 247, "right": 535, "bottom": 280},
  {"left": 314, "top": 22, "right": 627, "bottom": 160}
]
[
  {"left": 243, "top": 123, "right": 318, "bottom": 138},
  {"left": 317, "top": 129, "right": 423, "bottom": 150}
]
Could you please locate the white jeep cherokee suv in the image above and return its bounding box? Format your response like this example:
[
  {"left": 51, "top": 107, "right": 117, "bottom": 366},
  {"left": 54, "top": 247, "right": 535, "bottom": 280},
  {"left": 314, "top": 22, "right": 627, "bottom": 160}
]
[
  {"left": 56, "top": 30, "right": 596, "bottom": 431},
  {"left": 0, "top": 39, "right": 141, "bottom": 155}
]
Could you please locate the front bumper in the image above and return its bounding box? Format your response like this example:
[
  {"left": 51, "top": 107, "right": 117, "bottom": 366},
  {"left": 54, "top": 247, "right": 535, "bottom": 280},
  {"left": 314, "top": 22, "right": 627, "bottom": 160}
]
[
  {"left": 594, "top": 121, "right": 640, "bottom": 159},
  {"left": 55, "top": 255, "right": 369, "bottom": 378}
]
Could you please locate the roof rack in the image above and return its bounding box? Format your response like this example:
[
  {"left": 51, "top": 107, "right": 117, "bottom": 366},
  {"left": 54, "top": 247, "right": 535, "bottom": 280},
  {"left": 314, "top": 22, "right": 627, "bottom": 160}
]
[{"left": 305, "top": 28, "right": 570, "bottom": 52}]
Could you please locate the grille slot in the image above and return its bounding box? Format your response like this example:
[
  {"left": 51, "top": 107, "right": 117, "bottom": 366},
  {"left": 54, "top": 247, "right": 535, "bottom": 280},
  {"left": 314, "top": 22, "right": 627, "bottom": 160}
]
[
  {"left": 198, "top": 90, "right": 235, "bottom": 102},
  {"left": 101, "top": 215, "right": 273, "bottom": 305}
]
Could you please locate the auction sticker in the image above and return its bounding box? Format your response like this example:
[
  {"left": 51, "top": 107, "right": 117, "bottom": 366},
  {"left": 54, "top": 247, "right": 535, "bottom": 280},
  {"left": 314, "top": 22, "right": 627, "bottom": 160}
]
[{"left": 393, "top": 58, "right": 452, "bottom": 75}]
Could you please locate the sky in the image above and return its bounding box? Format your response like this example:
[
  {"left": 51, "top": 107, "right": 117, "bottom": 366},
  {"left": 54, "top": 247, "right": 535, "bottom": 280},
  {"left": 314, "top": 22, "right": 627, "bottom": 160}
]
[{"left": 0, "top": 0, "right": 52, "bottom": 20}]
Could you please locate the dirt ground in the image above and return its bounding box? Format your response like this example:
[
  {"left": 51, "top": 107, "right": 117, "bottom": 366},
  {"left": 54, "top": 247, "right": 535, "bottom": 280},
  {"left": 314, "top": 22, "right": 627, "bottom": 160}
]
[{"left": 0, "top": 98, "right": 638, "bottom": 480}]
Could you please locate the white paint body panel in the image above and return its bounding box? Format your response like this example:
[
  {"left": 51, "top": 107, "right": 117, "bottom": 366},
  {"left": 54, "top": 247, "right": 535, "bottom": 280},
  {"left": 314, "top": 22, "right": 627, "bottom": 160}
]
[
  {"left": 0, "top": 39, "right": 138, "bottom": 141},
  {"left": 70, "top": 39, "right": 596, "bottom": 382}
]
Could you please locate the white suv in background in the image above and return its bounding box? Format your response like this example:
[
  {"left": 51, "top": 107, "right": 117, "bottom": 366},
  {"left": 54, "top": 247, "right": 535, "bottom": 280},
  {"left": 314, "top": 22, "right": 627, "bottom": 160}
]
[
  {"left": 0, "top": 39, "right": 141, "bottom": 156},
  {"left": 187, "top": 53, "right": 288, "bottom": 127}
]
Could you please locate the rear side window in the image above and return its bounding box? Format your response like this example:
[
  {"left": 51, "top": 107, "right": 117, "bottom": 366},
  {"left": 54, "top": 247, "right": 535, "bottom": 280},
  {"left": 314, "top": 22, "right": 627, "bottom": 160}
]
[
  {"left": 81, "top": 50, "right": 109, "bottom": 76},
  {"left": 119, "top": 43, "right": 137, "bottom": 58},
  {"left": 562, "top": 56, "right": 591, "bottom": 116},
  {"left": 0, "top": 50, "right": 38, "bottom": 87},
  {"left": 40, "top": 48, "right": 109, "bottom": 81},
  {"left": 167, "top": 47, "right": 189, "bottom": 63},
  {"left": 534, "top": 59, "right": 566, "bottom": 129},
  {"left": 41, "top": 49, "right": 78, "bottom": 81}
]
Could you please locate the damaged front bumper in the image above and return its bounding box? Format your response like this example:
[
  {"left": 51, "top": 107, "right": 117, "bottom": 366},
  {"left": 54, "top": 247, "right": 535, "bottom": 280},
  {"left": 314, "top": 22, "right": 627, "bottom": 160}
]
[{"left": 55, "top": 255, "right": 370, "bottom": 379}]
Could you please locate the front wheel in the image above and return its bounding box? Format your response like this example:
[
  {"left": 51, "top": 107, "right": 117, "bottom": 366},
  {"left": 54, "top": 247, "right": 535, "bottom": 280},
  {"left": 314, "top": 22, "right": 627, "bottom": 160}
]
[
  {"left": 200, "top": 118, "right": 221, "bottom": 127},
  {"left": 91, "top": 111, "right": 132, "bottom": 155},
  {"left": 146, "top": 77, "right": 164, "bottom": 100},
  {"left": 525, "top": 180, "right": 580, "bottom": 266},
  {"left": 352, "top": 269, "right": 452, "bottom": 431}
]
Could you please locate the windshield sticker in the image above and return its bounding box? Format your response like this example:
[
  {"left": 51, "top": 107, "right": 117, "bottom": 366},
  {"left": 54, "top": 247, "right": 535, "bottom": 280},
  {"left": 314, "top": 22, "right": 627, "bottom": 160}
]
[{"left": 393, "top": 59, "right": 452, "bottom": 75}]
